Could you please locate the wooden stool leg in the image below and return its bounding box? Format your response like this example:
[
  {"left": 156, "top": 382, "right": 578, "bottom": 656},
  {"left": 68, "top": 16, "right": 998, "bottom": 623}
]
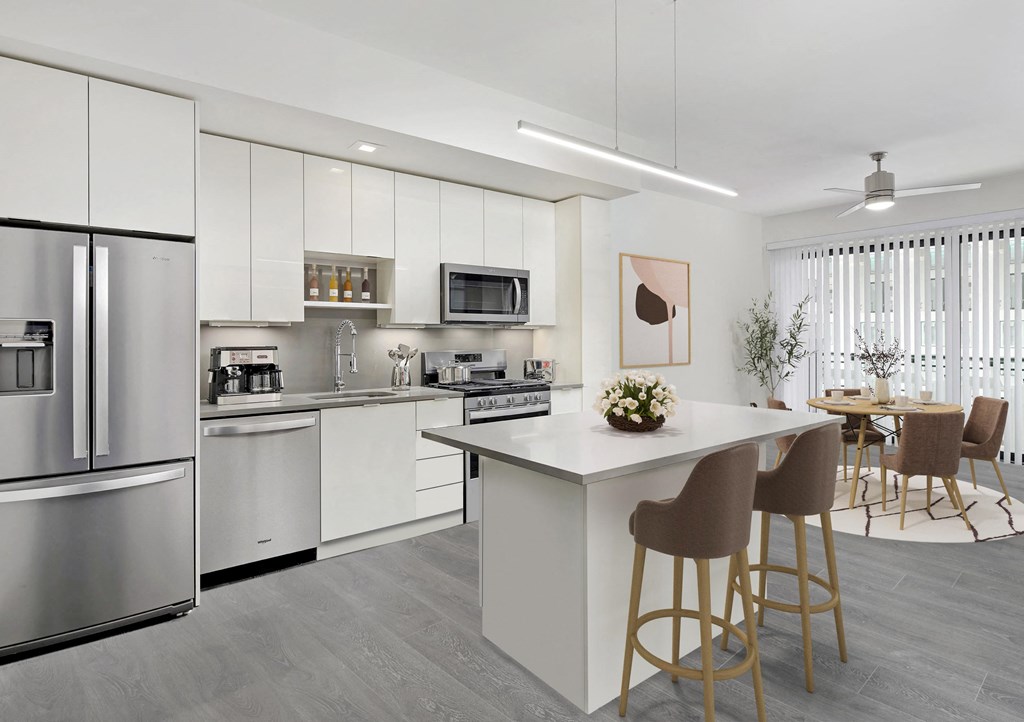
[
  {"left": 820, "top": 512, "right": 848, "bottom": 663},
  {"left": 618, "top": 544, "right": 646, "bottom": 717},
  {"left": 736, "top": 549, "right": 767, "bottom": 722},
  {"left": 842, "top": 442, "right": 849, "bottom": 483},
  {"left": 899, "top": 474, "right": 910, "bottom": 530},
  {"left": 671, "top": 556, "right": 683, "bottom": 682},
  {"left": 720, "top": 553, "right": 736, "bottom": 651},
  {"left": 757, "top": 511, "right": 770, "bottom": 627},
  {"left": 865, "top": 445, "right": 871, "bottom": 468},
  {"left": 992, "top": 459, "right": 1011, "bottom": 504},
  {"left": 969, "top": 458, "right": 977, "bottom": 489},
  {"left": 948, "top": 477, "right": 972, "bottom": 531},
  {"left": 940, "top": 476, "right": 959, "bottom": 510},
  {"left": 696, "top": 558, "right": 716, "bottom": 721},
  {"left": 792, "top": 515, "right": 815, "bottom": 693},
  {"left": 880, "top": 463, "right": 888, "bottom": 511},
  {"left": 926, "top": 475, "right": 932, "bottom": 508}
]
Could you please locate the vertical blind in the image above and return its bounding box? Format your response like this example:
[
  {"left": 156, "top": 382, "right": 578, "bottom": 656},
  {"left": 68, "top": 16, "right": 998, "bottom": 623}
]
[{"left": 768, "top": 216, "right": 1023, "bottom": 464}]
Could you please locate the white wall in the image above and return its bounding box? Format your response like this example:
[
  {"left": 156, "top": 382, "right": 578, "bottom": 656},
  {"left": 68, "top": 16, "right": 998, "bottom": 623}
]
[{"left": 608, "top": 191, "right": 764, "bottom": 405}]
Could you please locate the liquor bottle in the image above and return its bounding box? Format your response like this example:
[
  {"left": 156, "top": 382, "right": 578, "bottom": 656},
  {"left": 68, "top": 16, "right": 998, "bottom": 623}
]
[
  {"left": 307, "top": 264, "right": 320, "bottom": 301},
  {"left": 361, "top": 268, "right": 371, "bottom": 302},
  {"left": 342, "top": 267, "right": 353, "bottom": 302},
  {"left": 328, "top": 266, "right": 339, "bottom": 302}
]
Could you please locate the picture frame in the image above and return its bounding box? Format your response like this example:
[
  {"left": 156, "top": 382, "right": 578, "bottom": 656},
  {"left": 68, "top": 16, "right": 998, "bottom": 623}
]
[{"left": 619, "top": 252, "right": 691, "bottom": 368}]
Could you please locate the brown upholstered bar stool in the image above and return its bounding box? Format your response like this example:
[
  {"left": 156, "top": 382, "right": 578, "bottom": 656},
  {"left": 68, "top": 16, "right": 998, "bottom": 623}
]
[
  {"left": 879, "top": 412, "right": 967, "bottom": 531},
  {"left": 961, "top": 397, "right": 1011, "bottom": 503},
  {"left": 721, "top": 424, "right": 846, "bottom": 694},
  {"left": 825, "top": 388, "right": 886, "bottom": 478},
  {"left": 619, "top": 443, "right": 765, "bottom": 722},
  {"left": 767, "top": 398, "right": 796, "bottom": 467}
]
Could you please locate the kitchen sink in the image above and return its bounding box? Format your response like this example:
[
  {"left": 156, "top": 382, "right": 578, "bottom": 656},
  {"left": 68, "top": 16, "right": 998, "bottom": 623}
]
[{"left": 308, "top": 390, "right": 398, "bottom": 400}]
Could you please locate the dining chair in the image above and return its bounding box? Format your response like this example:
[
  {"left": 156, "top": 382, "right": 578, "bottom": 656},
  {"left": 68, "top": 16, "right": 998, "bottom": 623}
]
[
  {"left": 879, "top": 412, "right": 967, "bottom": 530},
  {"left": 766, "top": 398, "right": 796, "bottom": 467},
  {"left": 824, "top": 388, "right": 885, "bottom": 479},
  {"left": 961, "top": 397, "right": 1011, "bottom": 504}
]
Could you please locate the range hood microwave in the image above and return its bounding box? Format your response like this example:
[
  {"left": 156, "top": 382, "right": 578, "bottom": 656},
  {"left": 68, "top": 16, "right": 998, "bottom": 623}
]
[{"left": 440, "top": 263, "right": 530, "bottom": 325}]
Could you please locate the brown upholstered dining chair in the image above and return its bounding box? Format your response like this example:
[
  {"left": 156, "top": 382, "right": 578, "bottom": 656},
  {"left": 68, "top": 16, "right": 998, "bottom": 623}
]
[
  {"left": 961, "top": 397, "right": 1011, "bottom": 504},
  {"left": 824, "top": 388, "right": 886, "bottom": 479},
  {"left": 766, "top": 398, "right": 796, "bottom": 467},
  {"left": 620, "top": 443, "right": 766, "bottom": 722},
  {"left": 721, "top": 423, "right": 846, "bottom": 694},
  {"left": 880, "top": 412, "right": 966, "bottom": 531}
]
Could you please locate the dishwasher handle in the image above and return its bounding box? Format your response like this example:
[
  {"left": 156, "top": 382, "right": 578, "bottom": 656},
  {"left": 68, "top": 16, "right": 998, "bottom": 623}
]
[
  {"left": 203, "top": 417, "right": 317, "bottom": 437},
  {"left": 0, "top": 468, "right": 185, "bottom": 504}
]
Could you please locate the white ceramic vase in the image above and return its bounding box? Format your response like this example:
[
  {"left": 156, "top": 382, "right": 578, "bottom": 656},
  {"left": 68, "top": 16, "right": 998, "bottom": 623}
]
[{"left": 875, "top": 378, "right": 891, "bottom": 404}]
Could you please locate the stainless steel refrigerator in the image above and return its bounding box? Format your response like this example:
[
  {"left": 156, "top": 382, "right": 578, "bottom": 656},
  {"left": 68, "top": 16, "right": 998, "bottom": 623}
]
[{"left": 0, "top": 226, "right": 196, "bottom": 657}]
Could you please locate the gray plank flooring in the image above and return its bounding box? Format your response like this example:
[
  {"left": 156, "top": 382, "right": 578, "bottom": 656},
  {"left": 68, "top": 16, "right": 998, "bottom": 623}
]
[{"left": 1, "top": 455, "right": 1022, "bottom": 721}]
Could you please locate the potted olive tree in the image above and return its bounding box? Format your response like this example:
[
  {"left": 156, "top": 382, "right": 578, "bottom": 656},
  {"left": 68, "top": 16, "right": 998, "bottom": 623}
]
[{"left": 737, "top": 293, "right": 811, "bottom": 404}]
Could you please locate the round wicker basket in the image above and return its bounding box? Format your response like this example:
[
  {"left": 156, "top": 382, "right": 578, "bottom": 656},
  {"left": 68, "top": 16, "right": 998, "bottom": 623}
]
[{"left": 606, "top": 413, "right": 665, "bottom": 433}]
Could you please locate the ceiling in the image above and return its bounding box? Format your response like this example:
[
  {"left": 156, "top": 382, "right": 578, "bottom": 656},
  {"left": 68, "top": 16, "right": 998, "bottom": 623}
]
[{"left": 240, "top": 0, "right": 1024, "bottom": 216}]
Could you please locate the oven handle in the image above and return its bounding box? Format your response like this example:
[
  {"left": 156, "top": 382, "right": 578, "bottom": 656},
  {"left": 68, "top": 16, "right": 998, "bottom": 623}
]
[{"left": 467, "top": 402, "right": 550, "bottom": 422}]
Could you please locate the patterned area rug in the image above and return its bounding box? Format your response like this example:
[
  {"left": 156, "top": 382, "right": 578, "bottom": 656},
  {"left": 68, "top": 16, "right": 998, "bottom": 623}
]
[{"left": 806, "top": 467, "right": 1024, "bottom": 543}]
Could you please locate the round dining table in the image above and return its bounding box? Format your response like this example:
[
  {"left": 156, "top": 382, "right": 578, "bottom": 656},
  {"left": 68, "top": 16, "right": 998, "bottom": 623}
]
[{"left": 806, "top": 396, "right": 963, "bottom": 508}]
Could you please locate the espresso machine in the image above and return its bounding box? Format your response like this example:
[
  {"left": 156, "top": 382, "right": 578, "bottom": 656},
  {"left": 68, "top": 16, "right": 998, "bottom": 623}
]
[{"left": 207, "top": 346, "right": 284, "bottom": 404}]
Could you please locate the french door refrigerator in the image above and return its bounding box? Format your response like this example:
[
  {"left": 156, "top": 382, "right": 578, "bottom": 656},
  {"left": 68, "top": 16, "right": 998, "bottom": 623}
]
[{"left": 0, "top": 226, "right": 196, "bottom": 657}]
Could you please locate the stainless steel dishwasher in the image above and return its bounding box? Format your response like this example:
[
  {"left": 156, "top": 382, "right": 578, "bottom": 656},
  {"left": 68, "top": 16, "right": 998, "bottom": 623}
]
[{"left": 200, "top": 411, "right": 320, "bottom": 574}]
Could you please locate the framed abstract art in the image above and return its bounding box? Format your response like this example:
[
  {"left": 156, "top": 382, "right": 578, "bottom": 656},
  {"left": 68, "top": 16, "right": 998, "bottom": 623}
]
[{"left": 619, "top": 253, "right": 691, "bottom": 368}]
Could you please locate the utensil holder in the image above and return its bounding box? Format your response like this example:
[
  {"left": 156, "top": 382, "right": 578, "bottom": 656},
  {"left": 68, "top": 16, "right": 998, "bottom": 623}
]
[{"left": 391, "top": 365, "right": 411, "bottom": 390}]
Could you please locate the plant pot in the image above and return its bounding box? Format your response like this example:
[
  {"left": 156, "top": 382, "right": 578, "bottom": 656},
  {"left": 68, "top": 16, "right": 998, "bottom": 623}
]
[
  {"left": 606, "top": 413, "right": 665, "bottom": 433},
  {"left": 875, "top": 378, "right": 891, "bottom": 404}
]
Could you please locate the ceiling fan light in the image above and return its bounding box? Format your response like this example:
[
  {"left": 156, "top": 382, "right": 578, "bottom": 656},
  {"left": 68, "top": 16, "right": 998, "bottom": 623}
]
[{"left": 865, "top": 196, "right": 895, "bottom": 211}]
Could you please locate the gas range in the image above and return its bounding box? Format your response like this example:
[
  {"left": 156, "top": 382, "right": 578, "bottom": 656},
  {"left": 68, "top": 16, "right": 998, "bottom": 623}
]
[{"left": 429, "top": 378, "right": 550, "bottom": 407}]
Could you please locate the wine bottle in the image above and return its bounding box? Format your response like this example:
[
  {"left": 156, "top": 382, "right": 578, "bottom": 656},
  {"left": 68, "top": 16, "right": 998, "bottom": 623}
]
[
  {"left": 361, "top": 268, "right": 371, "bottom": 302},
  {"left": 307, "top": 264, "right": 320, "bottom": 301},
  {"left": 328, "top": 266, "right": 339, "bottom": 302},
  {"left": 343, "top": 267, "right": 353, "bottom": 302}
]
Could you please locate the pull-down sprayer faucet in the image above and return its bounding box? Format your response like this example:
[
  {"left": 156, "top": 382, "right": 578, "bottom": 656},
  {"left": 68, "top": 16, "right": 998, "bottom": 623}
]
[{"left": 334, "top": 320, "right": 358, "bottom": 391}]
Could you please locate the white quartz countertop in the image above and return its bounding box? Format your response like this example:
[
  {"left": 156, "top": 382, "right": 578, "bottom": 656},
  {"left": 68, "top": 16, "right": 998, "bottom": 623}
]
[
  {"left": 200, "top": 386, "right": 461, "bottom": 419},
  {"left": 422, "top": 400, "right": 840, "bottom": 484}
]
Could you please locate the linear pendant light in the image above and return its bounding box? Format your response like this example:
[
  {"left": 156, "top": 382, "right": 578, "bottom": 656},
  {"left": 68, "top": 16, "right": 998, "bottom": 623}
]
[
  {"left": 517, "top": 0, "right": 737, "bottom": 198},
  {"left": 517, "top": 121, "right": 737, "bottom": 197}
]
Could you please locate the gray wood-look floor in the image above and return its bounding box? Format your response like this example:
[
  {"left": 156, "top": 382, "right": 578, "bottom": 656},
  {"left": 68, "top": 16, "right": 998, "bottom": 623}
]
[{"left": 2, "top": 456, "right": 1023, "bottom": 721}]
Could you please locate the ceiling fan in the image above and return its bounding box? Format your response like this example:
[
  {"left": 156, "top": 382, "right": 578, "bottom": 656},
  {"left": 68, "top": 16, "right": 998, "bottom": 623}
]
[{"left": 825, "top": 152, "right": 982, "bottom": 218}]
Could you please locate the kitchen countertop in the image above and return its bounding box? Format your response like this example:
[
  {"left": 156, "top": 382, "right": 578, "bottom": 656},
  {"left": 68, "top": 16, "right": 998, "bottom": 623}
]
[
  {"left": 200, "top": 386, "right": 462, "bottom": 420},
  {"left": 423, "top": 400, "right": 839, "bottom": 485}
]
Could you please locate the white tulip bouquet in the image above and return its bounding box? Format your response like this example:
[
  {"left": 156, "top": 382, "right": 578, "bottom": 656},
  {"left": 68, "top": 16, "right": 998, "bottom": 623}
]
[{"left": 593, "top": 370, "right": 680, "bottom": 426}]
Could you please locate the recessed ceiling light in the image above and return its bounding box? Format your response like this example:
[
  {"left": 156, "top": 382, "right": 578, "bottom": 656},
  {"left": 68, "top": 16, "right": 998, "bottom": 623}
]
[
  {"left": 329, "top": 167, "right": 347, "bottom": 173},
  {"left": 350, "top": 141, "right": 383, "bottom": 153}
]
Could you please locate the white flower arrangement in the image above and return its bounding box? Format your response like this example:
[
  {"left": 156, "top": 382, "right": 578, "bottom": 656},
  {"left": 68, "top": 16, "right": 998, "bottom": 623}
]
[{"left": 593, "top": 370, "right": 680, "bottom": 424}]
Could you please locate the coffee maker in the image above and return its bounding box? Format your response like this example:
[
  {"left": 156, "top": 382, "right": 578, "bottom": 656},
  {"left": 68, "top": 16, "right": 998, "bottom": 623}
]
[{"left": 207, "top": 346, "right": 284, "bottom": 404}]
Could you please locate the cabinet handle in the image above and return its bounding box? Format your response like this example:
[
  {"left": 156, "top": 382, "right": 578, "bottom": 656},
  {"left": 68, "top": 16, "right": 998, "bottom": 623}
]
[
  {"left": 362, "top": 403, "right": 382, "bottom": 407},
  {"left": 203, "top": 417, "right": 316, "bottom": 436}
]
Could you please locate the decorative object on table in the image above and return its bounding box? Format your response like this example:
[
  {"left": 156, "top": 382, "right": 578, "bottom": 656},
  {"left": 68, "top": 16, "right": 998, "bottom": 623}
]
[
  {"left": 593, "top": 370, "right": 678, "bottom": 432},
  {"left": 853, "top": 329, "right": 905, "bottom": 404},
  {"left": 619, "top": 253, "right": 691, "bottom": 367},
  {"left": 737, "top": 292, "right": 811, "bottom": 403},
  {"left": 388, "top": 344, "right": 417, "bottom": 389}
]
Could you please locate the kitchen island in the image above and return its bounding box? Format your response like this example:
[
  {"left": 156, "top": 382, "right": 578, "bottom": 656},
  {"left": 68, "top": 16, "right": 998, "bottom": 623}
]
[{"left": 423, "top": 400, "right": 839, "bottom": 713}]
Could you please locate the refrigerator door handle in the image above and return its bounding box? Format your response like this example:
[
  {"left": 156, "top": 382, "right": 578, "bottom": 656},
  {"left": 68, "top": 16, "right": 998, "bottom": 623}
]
[
  {"left": 95, "top": 245, "right": 110, "bottom": 457},
  {"left": 73, "top": 244, "right": 89, "bottom": 460},
  {"left": 0, "top": 468, "right": 185, "bottom": 504}
]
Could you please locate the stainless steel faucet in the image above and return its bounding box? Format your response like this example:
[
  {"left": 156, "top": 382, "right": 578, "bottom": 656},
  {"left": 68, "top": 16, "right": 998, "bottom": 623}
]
[{"left": 334, "top": 320, "right": 358, "bottom": 391}]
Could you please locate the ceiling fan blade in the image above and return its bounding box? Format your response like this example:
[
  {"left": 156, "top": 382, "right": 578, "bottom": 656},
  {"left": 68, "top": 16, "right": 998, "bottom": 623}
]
[
  {"left": 824, "top": 187, "right": 865, "bottom": 195},
  {"left": 837, "top": 200, "right": 866, "bottom": 218},
  {"left": 894, "top": 182, "right": 982, "bottom": 198}
]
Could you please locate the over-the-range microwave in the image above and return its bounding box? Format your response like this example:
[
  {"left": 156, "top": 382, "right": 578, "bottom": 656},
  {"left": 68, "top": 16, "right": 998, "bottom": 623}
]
[{"left": 440, "top": 263, "right": 530, "bottom": 325}]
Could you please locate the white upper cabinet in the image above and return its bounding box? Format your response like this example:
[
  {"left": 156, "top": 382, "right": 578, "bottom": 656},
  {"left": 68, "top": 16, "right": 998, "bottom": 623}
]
[
  {"left": 250, "top": 144, "right": 304, "bottom": 323},
  {"left": 351, "top": 164, "right": 395, "bottom": 258},
  {"left": 304, "top": 155, "right": 352, "bottom": 255},
  {"left": 88, "top": 78, "right": 195, "bottom": 236},
  {"left": 0, "top": 57, "right": 88, "bottom": 226},
  {"left": 523, "top": 198, "right": 557, "bottom": 326},
  {"left": 440, "top": 182, "right": 484, "bottom": 265},
  {"left": 483, "top": 190, "right": 523, "bottom": 269},
  {"left": 391, "top": 173, "right": 441, "bottom": 324},
  {"left": 198, "top": 135, "right": 251, "bottom": 322}
]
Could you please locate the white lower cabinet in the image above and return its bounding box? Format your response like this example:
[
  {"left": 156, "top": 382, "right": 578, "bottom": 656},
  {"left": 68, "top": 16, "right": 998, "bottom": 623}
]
[
  {"left": 416, "top": 482, "right": 463, "bottom": 519},
  {"left": 415, "top": 398, "right": 464, "bottom": 519},
  {"left": 320, "top": 403, "right": 417, "bottom": 542},
  {"left": 551, "top": 388, "right": 584, "bottom": 415}
]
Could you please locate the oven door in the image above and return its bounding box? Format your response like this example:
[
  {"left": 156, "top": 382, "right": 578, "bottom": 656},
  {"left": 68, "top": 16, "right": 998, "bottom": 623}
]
[
  {"left": 463, "top": 402, "right": 550, "bottom": 523},
  {"left": 441, "top": 263, "right": 530, "bottom": 324}
]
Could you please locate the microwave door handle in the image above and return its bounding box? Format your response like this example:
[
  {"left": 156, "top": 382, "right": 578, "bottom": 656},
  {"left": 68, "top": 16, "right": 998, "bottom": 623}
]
[
  {"left": 72, "top": 244, "right": 89, "bottom": 460},
  {"left": 95, "top": 245, "right": 110, "bottom": 458},
  {"left": 512, "top": 278, "right": 522, "bottom": 314}
]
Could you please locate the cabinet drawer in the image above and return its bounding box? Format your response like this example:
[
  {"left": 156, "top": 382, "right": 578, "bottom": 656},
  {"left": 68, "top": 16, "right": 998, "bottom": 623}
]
[
  {"left": 417, "top": 432, "right": 462, "bottom": 460},
  {"left": 416, "top": 455, "right": 464, "bottom": 491},
  {"left": 416, "top": 397, "right": 463, "bottom": 430},
  {"left": 416, "top": 482, "right": 463, "bottom": 519}
]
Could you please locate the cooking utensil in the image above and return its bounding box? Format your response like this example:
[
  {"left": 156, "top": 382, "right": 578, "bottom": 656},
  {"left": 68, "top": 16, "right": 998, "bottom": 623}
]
[{"left": 437, "top": 361, "right": 470, "bottom": 385}]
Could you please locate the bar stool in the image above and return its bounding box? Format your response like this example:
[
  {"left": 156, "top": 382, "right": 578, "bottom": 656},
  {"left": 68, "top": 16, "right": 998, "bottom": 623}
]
[
  {"left": 879, "top": 411, "right": 967, "bottom": 531},
  {"left": 720, "top": 424, "right": 846, "bottom": 694},
  {"left": 767, "top": 398, "right": 796, "bottom": 467},
  {"left": 619, "top": 443, "right": 765, "bottom": 722}
]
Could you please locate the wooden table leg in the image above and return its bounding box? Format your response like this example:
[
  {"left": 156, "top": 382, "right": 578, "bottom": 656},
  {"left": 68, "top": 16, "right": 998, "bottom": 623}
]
[{"left": 847, "top": 416, "right": 869, "bottom": 509}]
